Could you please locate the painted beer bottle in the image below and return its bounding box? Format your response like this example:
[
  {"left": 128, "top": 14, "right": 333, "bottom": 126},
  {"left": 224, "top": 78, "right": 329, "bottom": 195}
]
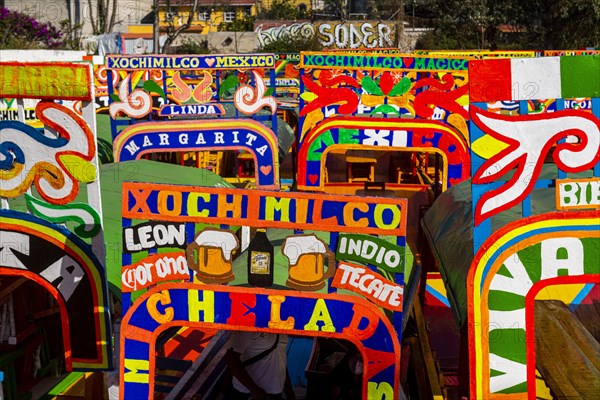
[{"left": 247, "top": 229, "right": 274, "bottom": 287}]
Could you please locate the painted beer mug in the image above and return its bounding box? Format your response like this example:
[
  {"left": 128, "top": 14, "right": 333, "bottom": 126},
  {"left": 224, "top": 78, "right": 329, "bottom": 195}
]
[
  {"left": 282, "top": 234, "right": 335, "bottom": 291},
  {"left": 186, "top": 228, "right": 240, "bottom": 284}
]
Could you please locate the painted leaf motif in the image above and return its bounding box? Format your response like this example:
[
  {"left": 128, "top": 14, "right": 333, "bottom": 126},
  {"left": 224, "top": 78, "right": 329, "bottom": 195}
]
[
  {"left": 265, "top": 87, "right": 274, "bottom": 97},
  {"left": 143, "top": 80, "right": 166, "bottom": 100},
  {"left": 371, "top": 105, "right": 399, "bottom": 116},
  {"left": 379, "top": 72, "right": 394, "bottom": 95},
  {"left": 361, "top": 76, "right": 383, "bottom": 96},
  {"left": 219, "top": 74, "right": 239, "bottom": 98},
  {"left": 300, "top": 92, "right": 317, "bottom": 102},
  {"left": 388, "top": 77, "right": 411, "bottom": 96}
]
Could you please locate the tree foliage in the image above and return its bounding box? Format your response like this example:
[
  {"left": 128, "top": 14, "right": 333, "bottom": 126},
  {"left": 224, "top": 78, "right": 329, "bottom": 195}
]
[
  {"left": 87, "top": 0, "right": 118, "bottom": 34},
  {"left": 218, "top": 15, "right": 255, "bottom": 32},
  {"left": 0, "top": 7, "right": 64, "bottom": 49},
  {"left": 257, "top": 33, "right": 322, "bottom": 53},
  {"left": 415, "top": 0, "right": 600, "bottom": 50},
  {"left": 258, "top": 0, "right": 309, "bottom": 20},
  {"left": 161, "top": 0, "right": 200, "bottom": 53}
]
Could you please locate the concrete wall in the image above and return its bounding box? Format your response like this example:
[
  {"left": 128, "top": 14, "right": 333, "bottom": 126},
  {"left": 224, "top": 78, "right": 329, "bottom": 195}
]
[
  {"left": 4, "top": 0, "right": 153, "bottom": 36},
  {"left": 0, "top": 49, "right": 87, "bottom": 62},
  {"left": 175, "top": 32, "right": 259, "bottom": 54}
]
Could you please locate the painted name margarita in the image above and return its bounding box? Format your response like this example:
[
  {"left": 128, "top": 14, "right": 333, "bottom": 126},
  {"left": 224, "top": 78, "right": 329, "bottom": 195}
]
[
  {"left": 107, "top": 55, "right": 276, "bottom": 70},
  {"left": 123, "top": 183, "right": 407, "bottom": 235},
  {"left": 301, "top": 54, "right": 468, "bottom": 70}
]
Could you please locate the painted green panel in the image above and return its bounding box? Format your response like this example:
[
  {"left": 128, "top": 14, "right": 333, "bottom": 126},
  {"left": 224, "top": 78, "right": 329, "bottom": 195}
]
[{"left": 560, "top": 55, "right": 600, "bottom": 98}]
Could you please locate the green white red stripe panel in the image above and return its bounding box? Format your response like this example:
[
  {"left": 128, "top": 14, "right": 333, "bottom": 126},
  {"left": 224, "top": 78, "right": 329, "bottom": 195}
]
[{"left": 470, "top": 55, "right": 600, "bottom": 102}]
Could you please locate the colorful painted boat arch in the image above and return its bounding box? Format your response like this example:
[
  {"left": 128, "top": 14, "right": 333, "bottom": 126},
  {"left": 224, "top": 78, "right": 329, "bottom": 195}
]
[
  {"left": 120, "top": 284, "right": 400, "bottom": 400},
  {"left": 467, "top": 212, "right": 600, "bottom": 398},
  {"left": 120, "top": 182, "right": 408, "bottom": 399},
  {"left": 113, "top": 119, "right": 280, "bottom": 189},
  {"left": 0, "top": 211, "right": 112, "bottom": 370},
  {"left": 297, "top": 52, "right": 472, "bottom": 190},
  {"left": 0, "top": 62, "right": 112, "bottom": 370},
  {"left": 467, "top": 55, "right": 600, "bottom": 399},
  {"left": 297, "top": 116, "right": 469, "bottom": 191}
]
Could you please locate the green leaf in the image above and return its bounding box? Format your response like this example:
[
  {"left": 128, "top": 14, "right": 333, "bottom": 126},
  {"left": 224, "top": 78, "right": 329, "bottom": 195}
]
[
  {"left": 371, "top": 105, "right": 400, "bottom": 116},
  {"left": 388, "top": 77, "right": 412, "bottom": 96},
  {"left": 219, "top": 75, "right": 239, "bottom": 98},
  {"left": 361, "top": 76, "right": 383, "bottom": 96},
  {"left": 110, "top": 93, "right": 120, "bottom": 102},
  {"left": 143, "top": 80, "right": 167, "bottom": 100},
  {"left": 264, "top": 87, "right": 274, "bottom": 97}
]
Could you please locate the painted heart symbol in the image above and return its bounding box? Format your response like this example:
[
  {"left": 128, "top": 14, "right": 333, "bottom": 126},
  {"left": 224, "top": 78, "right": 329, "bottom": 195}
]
[
  {"left": 260, "top": 165, "right": 272, "bottom": 175},
  {"left": 206, "top": 57, "right": 216, "bottom": 67},
  {"left": 308, "top": 174, "right": 318, "bottom": 184},
  {"left": 402, "top": 57, "right": 414, "bottom": 68}
]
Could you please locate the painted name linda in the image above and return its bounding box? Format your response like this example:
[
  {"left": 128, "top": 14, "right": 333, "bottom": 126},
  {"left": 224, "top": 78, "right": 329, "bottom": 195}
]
[
  {"left": 123, "top": 183, "right": 407, "bottom": 235},
  {"left": 301, "top": 54, "right": 468, "bottom": 70},
  {"left": 123, "top": 222, "right": 186, "bottom": 253},
  {"left": 158, "top": 104, "right": 225, "bottom": 117},
  {"left": 107, "top": 54, "right": 276, "bottom": 70},
  {"left": 332, "top": 261, "right": 403, "bottom": 312},
  {"left": 121, "top": 252, "right": 189, "bottom": 292}
]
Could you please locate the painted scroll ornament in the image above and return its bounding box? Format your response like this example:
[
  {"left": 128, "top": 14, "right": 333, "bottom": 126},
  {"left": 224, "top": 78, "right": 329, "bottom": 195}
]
[
  {"left": 26, "top": 194, "right": 101, "bottom": 238},
  {"left": 109, "top": 74, "right": 152, "bottom": 119},
  {"left": 186, "top": 229, "right": 240, "bottom": 284},
  {"left": 171, "top": 71, "right": 214, "bottom": 104},
  {"left": 234, "top": 71, "right": 277, "bottom": 115},
  {"left": 0, "top": 102, "right": 97, "bottom": 204},
  {"left": 282, "top": 234, "right": 335, "bottom": 291},
  {"left": 470, "top": 107, "right": 600, "bottom": 224}
]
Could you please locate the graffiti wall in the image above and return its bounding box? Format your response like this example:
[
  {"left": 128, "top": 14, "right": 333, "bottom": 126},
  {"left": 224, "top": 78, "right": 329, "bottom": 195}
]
[
  {"left": 297, "top": 52, "right": 470, "bottom": 191},
  {"left": 120, "top": 183, "right": 408, "bottom": 399},
  {"left": 467, "top": 55, "right": 600, "bottom": 399},
  {"left": 255, "top": 21, "right": 397, "bottom": 49},
  {"left": 0, "top": 62, "right": 112, "bottom": 370}
]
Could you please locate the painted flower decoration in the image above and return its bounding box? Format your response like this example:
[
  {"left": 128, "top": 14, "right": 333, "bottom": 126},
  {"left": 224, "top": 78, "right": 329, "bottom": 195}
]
[{"left": 361, "top": 72, "right": 412, "bottom": 115}]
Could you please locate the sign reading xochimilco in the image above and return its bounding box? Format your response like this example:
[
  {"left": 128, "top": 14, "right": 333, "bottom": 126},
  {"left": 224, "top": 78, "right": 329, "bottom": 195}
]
[{"left": 120, "top": 182, "right": 409, "bottom": 400}]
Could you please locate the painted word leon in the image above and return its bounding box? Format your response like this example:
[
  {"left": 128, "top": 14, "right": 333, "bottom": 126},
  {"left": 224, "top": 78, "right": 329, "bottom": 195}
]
[
  {"left": 123, "top": 222, "right": 186, "bottom": 253},
  {"left": 557, "top": 178, "right": 600, "bottom": 209}
]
